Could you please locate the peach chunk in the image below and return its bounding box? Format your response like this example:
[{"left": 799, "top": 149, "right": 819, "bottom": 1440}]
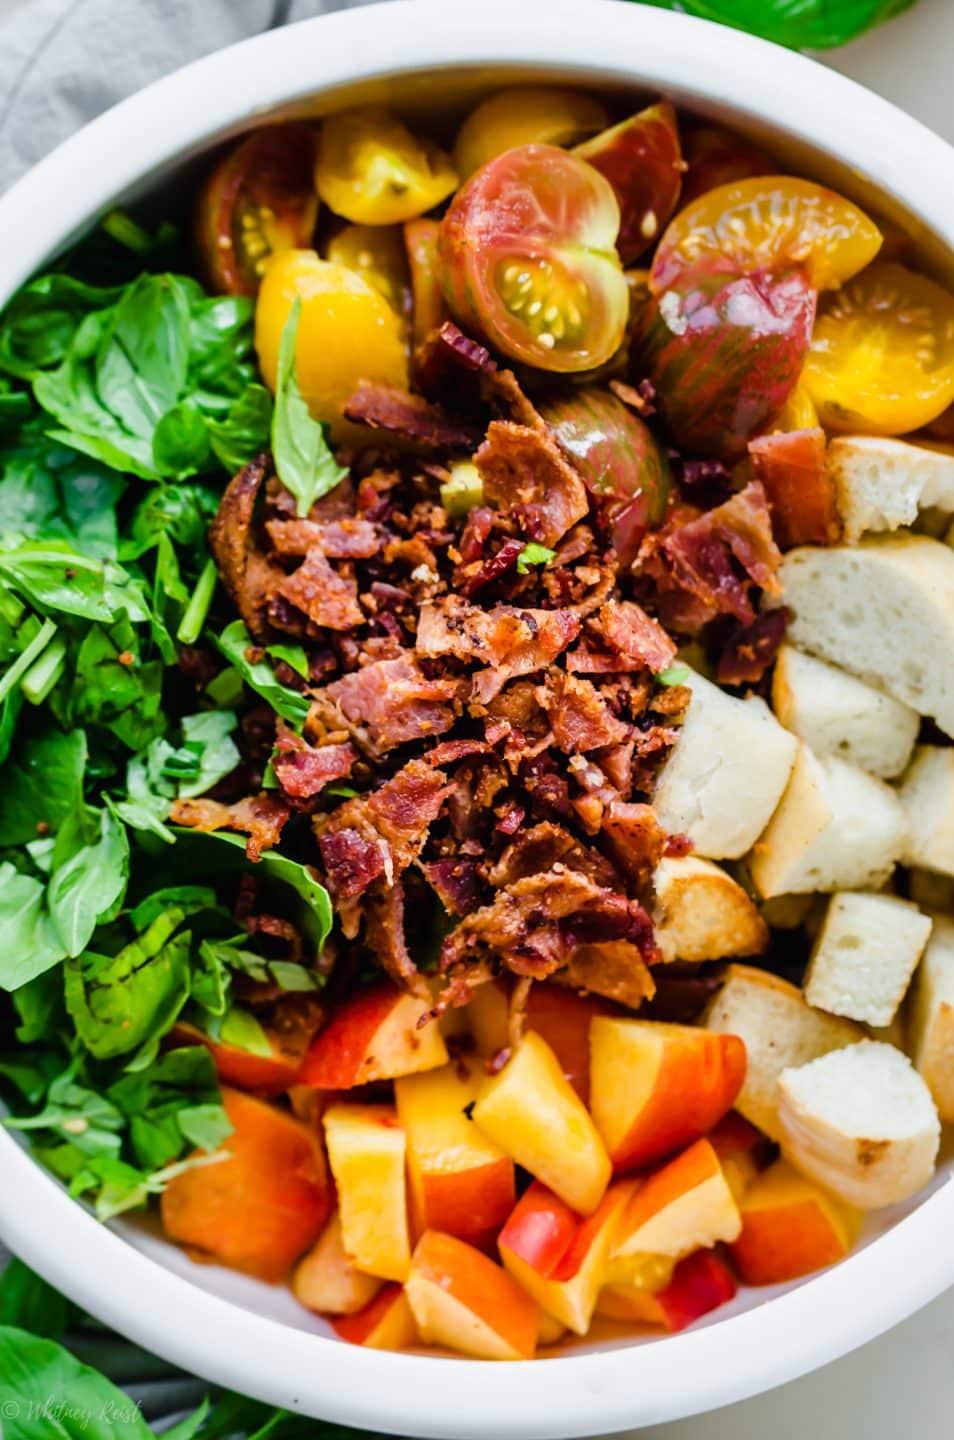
[
  {"left": 729, "top": 1157, "right": 861, "bottom": 1285},
  {"left": 323, "top": 1104, "right": 411, "bottom": 1282},
  {"left": 406, "top": 1230, "right": 539, "bottom": 1360},
  {"left": 331, "top": 1284, "right": 419, "bottom": 1351},
  {"left": 467, "top": 981, "right": 607, "bottom": 1102},
  {"left": 160, "top": 1087, "right": 332, "bottom": 1282},
  {"left": 609, "top": 1139, "right": 741, "bottom": 1281},
  {"left": 300, "top": 981, "right": 448, "bottom": 1088},
  {"left": 292, "top": 1212, "right": 383, "bottom": 1315},
  {"left": 589, "top": 1018, "right": 746, "bottom": 1171},
  {"left": 395, "top": 1060, "right": 515, "bottom": 1240},
  {"left": 598, "top": 1249, "right": 737, "bottom": 1332},
  {"left": 707, "top": 1111, "right": 773, "bottom": 1202},
  {"left": 170, "top": 1021, "right": 303, "bottom": 1097}
]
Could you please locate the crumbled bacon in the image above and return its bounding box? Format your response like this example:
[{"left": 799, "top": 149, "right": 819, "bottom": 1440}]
[
  {"left": 748, "top": 428, "right": 840, "bottom": 549},
  {"left": 266, "top": 516, "right": 380, "bottom": 559},
  {"left": 208, "top": 455, "right": 286, "bottom": 638},
  {"left": 539, "top": 671, "right": 631, "bottom": 753},
  {"left": 170, "top": 792, "right": 291, "bottom": 862},
  {"left": 476, "top": 421, "right": 589, "bottom": 547},
  {"left": 420, "top": 857, "right": 482, "bottom": 916},
  {"left": 324, "top": 653, "right": 460, "bottom": 756},
  {"left": 272, "top": 724, "right": 357, "bottom": 800},
  {"left": 343, "top": 382, "right": 482, "bottom": 451},
  {"left": 589, "top": 600, "right": 677, "bottom": 674},
  {"left": 715, "top": 607, "right": 791, "bottom": 686},
  {"left": 363, "top": 880, "right": 427, "bottom": 996},
  {"left": 275, "top": 549, "right": 364, "bottom": 632}
]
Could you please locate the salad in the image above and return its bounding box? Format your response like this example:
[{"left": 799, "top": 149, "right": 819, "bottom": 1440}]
[{"left": 1, "top": 85, "right": 953, "bottom": 1362}]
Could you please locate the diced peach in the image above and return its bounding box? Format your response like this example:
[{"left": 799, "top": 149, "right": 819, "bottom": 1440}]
[
  {"left": 466, "top": 979, "right": 510, "bottom": 1057},
  {"left": 472, "top": 1031, "right": 611, "bottom": 1214},
  {"left": 395, "top": 1060, "right": 515, "bottom": 1240},
  {"left": 292, "top": 1212, "right": 382, "bottom": 1315},
  {"left": 609, "top": 1140, "right": 740, "bottom": 1283},
  {"left": 589, "top": 1018, "right": 746, "bottom": 1171},
  {"left": 708, "top": 1110, "right": 773, "bottom": 1201},
  {"left": 729, "top": 1158, "right": 861, "bottom": 1285},
  {"left": 323, "top": 1104, "right": 411, "bottom": 1282},
  {"left": 598, "top": 1249, "right": 737, "bottom": 1332},
  {"left": 499, "top": 1179, "right": 635, "bottom": 1334},
  {"left": 300, "top": 981, "right": 448, "bottom": 1089},
  {"left": 406, "top": 1230, "right": 538, "bottom": 1361},
  {"left": 331, "top": 1284, "right": 419, "bottom": 1351},
  {"left": 160, "top": 1088, "right": 332, "bottom": 1282},
  {"left": 525, "top": 984, "right": 608, "bottom": 1104},
  {"left": 170, "top": 1021, "right": 303, "bottom": 1097},
  {"left": 537, "top": 1310, "right": 568, "bottom": 1347}
]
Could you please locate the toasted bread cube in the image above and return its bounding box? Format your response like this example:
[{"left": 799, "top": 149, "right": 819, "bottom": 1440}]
[
  {"left": 778, "top": 1040, "right": 940, "bottom": 1209},
  {"left": 772, "top": 646, "right": 918, "bottom": 780},
  {"left": 908, "top": 869, "right": 954, "bottom": 913},
  {"left": 827, "top": 436, "right": 954, "bottom": 544},
  {"left": 652, "top": 856, "right": 768, "bottom": 964},
  {"left": 704, "top": 965, "right": 862, "bottom": 1140},
  {"left": 776, "top": 537, "right": 954, "bottom": 737},
  {"left": 748, "top": 745, "right": 906, "bottom": 899},
  {"left": 804, "top": 893, "right": 932, "bottom": 1027},
  {"left": 908, "top": 915, "right": 954, "bottom": 1121},
  {"left": 653, "top": 671, "right": 797, "bottom": 860},
  {"left": 899, "top": 747, "right": 954, "bottom": 878}
]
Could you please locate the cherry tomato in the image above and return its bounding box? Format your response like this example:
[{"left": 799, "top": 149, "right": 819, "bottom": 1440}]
[
  {"left": 574, "top": 102, "right": 684, "bottom": 265},
  {"left": 255, "top": 250, "right": 408, "bottom": 439},
  {"left": 404, "top": 218, "right": 448, "bottom": 347},
  {"left": 542, "top": 387, "right": 670, "bottom": 561},
  {"left": 804, "top": 261, "right": 954, "bottom": 435},
  {"left": 453, "top": 86, "right": 609, "bottom": 180},
  {"left": 651, "top": 177, "right": 882, "bottom": 293},
  {"left": 325, "top": 223, "right": 411, "bottom": 319},
  {"left": 771, "top": 381, "right": 819, "bottom": 432},
  {"left": 634, "top": 266, "right": 816, "bottom": 459},
  {"left": 438, "top": 144, "right": 629, "bottom": 373},
  {"left": 680, "top": 123, "right": 775, "bottom": 207},
  {"left": 194, "top": 123, "right": 318, "bottom": 296},
  {"left": 315, "top": 106, "right": 457, "bottom": 225}
]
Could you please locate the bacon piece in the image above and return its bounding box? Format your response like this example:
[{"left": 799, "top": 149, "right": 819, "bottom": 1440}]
[
  {"left": 266, "top": 516, "right": 380, "bottom": 560},
  {"left": 488, "top": 822, "right": 620, "bottom": 890},
  {"left": 272, "top": 725, "right": 357, "bottom": 800},
  {"left": 342, "top": 382, "right": 482, "bottom": 451},
  {"left": 416, "top": 596, "right": 581, "bottom": 704},
  {"left": 715, "top": 607, "right": 791, "bottom": 686},
  {"left": 318, "top": 828, "right": 388, "bottom": 901},
  {"left": 595, "top": 740, "right": 635, "bottom": 796},
  {"left": 209, "top": 455, "right": 286, "bottom": 638},
  {"left": 600, "top": 801, "right": 667, "bottom": 886},
  {"left": 557, "top": 938, "right": 657, "bottom": 1008},
  {"left": 481, "top": 369, "right": 546, "bottom": 431},
  {"left": 275, "top": 549, "right": 364, "bottom": 632},
  {"left": 476, "top": 421, "right": 589, "bottom": 547},
  {"left": 748, "top": 428, "right": 840, "bottom": 549},
  {"left": 661, "top": 481, "right": 783, "bottom": 627},
  {"left": 414, "top": 320, "right": 497, "bottom": 397},
  {"left": 420, "top": 857, "right": 482, "bottom": 916},
  {"left": 458, "top": 506, "right": 494, "bottom": 564},
  {"left": 424, "top": 739, "right": 491, "bottom": 767},
  {"left": 170, "top": 792, "right": 291, "bottom": 862},
  {"left": 589, "top": 600, "right": 677, "bottom": 674},
  {"left": 363, "top": 880, "right": 426, "bottom": 995},
  {"left": 324, "top": 653, "right": 460, "bottom": 756},
  {"left": 460, "top": 538, "right": 525, "bottom": 597},
  {"left": 538, "top": 671, "right": 630, "bottom": 753}
]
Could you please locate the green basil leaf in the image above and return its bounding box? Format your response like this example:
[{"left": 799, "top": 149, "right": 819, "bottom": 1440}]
[
  {"left": 0, "top": 723, "right": 86, "bottom": 846},
  {"left": 0, "top": 1259, "right": 70, "bottom": 1341},
  {"left": 216, "top": 619, "right": 311, "bottom": 727},
  {"left": 0, "top": 862, "right": 66, "bottom": 989},
  {"left": 95, "top": 274, "right": 191, "bottom": 440},
  {"left": 271, "top": 297, "right": 348, "bottom": 517},
  {"left": 177, "top": 709, "right": 241, "bottom": 798},
  {"left": 0, "top": 273, "right": 123, "bottom": 379},
  {"left": 206, "top": 384, "right": 272, "bottom": 472},
  {"left": 47, "top": 807, "right": 130, "bottom": 957},
  {"left": 266, "top": 641, "right": 310, "bottom": 679},
  {"left": 0, "top": 1325, "right": 156, "bottom": 1439},
  {"left": 152, "top": 399, "right": 213, "bottom": 477}
]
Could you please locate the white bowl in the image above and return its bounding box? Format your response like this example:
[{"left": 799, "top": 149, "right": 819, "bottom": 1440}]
[{"left": 1, "top": 3, "right": 953, "bottom": 1434}]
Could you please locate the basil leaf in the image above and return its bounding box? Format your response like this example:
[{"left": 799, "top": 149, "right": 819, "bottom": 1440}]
[
  {"left": 216, "top": 619, "right": 311, "bottom": 727},
  {"left": 271, "top": 297, "right": 348, "bottom": 517},
  {"left": 0, "top": 1326, "right": 156, "bottom": 1439},
  {"left": 516, "top": 542, "right": 556, "bottom": 573},
  {"left": 0, "top": 1259, "right": 70, "bottom": 1341},
  {"left": 0, "top": 863, "right": 66, "bottom": 989},
  {"left": 152, "top": 399, "right": 213, "bottom": 477},
  {"left": 0, "top": 273, "right": 123, "bottom": 379},
  {"left": 206, "top": 384, "right": 272, "bottom": 472},
  {"left": 266, "top": 641, "right": 310, "bottom": 679},
  {"left": 0, "top": 723, "right": 86, "bottom": 846},
  {"left": 635, "top": 0, "right": 914, "bottom": 48},
  {"left": 177, "top": 710, "right": 241, "bottom": 798},
  {"left": 47, "top": 807, "right": 130, "bottom": 957},
  {"left": 96, "top": 274, "right": 191, "bottom": 439}
]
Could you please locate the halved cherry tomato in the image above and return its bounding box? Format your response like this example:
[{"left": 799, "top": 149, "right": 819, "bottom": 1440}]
[
  {"left": 404, "top": 218, "right": 448, "bottom": 347},
  {"left": 316, "top": 106, "right": 457, "bottom": 225},
  {"left": 651, "top": 177, "right": 882, "bottom": 293},
  {"left": 804, "top": 261, "right": 954, "bottom": 435},
  {"left": 574, "top": 102, "right": 683, "bottom": 264},
  {"left": 771, "top": 381, "right": 819, "bottom": 432},
  {"left": 453, "top": 86, "right": 609, "bottom": 180},
  {"left": 325, "top": 223, "right": 411, "bottom": 319},
  {"left": 195, "top": 123, "right": 318, "bottom": 296},
  {"left": 255, "top": 250, "right": 408, "bottom": 438},
  {"left": 634, "top": 266, "right": 817, "bottom": 459},
  {"left": 438, "top": 144, "right": 629, "bottom": 373},
  {"left": 680, "top": 123, "right": 775, "bottom": 207}
]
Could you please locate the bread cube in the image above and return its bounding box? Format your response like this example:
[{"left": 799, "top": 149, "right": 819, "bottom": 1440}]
[
  {"left": 908, "top": 869, "right": 954, "bottom": 912},
  {"left": 653, "top": 671, "right": 797, "bottom": 860},
  {"left": 776, "top": 537, "right": 954, "bottom": 737},
  {"left": 827, "top": 436, "right": 954, "bottom": 544},
  {"left": 777, "top": 1041, "right": 940, "bottom": 1209},
  {"left": 652, "top": 855, "right": 768, "bottom": 963},
  {"left": 898, "top": 747, "right": 954, "bottom": 878},
  {"left": 804, "top": 892, "right": 932, "bottom": 1027},
  {"left": 772, "top": 646, "right": 918, "bottom": 780},
  {"left": 908, "top": 915, "right": 954, "bottom": 1121},
  {"left": 747, "top": 745, "right": 906, "bottom": 899},
  {"left": 703, "top": 964, "right": 862, "bottom": 1141}
]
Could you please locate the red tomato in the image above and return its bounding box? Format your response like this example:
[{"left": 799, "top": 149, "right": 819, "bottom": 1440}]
[
  {"left": 438, "top": 144, "right": 629, "bottom": 373},
  {"left": 634, "top": 266, "right": 817, "bottom": 459},
  {"left": 194, "top": 123, "right": 318, "bottom": 296},
  {"left": 680, "top": 123, "right": 775, "bottom": 207},
  {"left": 404, "top": 217, "right": 448, "bottom": 348},
  {"left": 574, "top": 102, "right": 684, "bottom": 264}
]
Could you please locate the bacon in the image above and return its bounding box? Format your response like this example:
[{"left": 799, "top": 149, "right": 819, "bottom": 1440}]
[
  {"left": 170, "top": 792, "right": 291, "bottom": 862},
  {"left": 458, "top": 506, "right": 494, "bottom": 564},
  {"left": 318, "top": 827, "right": 388, "bottom": 902},
  {"left": 424, "top": 739, "right": 491, "bottom": 766},
  {"left": 208, "top": 455, "right": 287, "bottom": 638},
  {"left": 459, "top": 538, "right": 525, "bottom": 597},
  {"left": 600, "top": 801, "right": 667, "bottom": 885},
  {"left": 363, "top": 880, "right": 426, "bottom": 995},
  {"left": 275, "top": 549, "right": 364, "bottom": 632},
  {"left": 273, "top": 725, "right": 357, "bottom": 800},
  {"left": 476, "top": 421, "right": 589, "bottom": 547},
  {"left": 748, "top": 428, "right": 840, "bottom": 549},
  {"left": 416, "top": 596, "right": 581, "bottom": 704},
  {"left": 266, "top": 516, "right": 380, "bottom": 559},
  {"left": 557, "top": 938, "right": 657, "bottom": 1008},
  {"left": 414, "top": 320, "right": 497, "bottom": 398},
  {"left": 661, "top": 481, "right": 782, "bottom": 627},
  {"left": 342, "top": 382, "right": 482, "bottom": 451},
  {"left": 589, "top": 600, "right": 677, "bottom": 674},
  {"left": 538, "top": 671, "right": 630, "bottom": 753},
  {"left": 324, "top": 653, "right": 460, "bottom": 756},
  {"left": 715, "top": 607, "right": 791, "bottom": 686},
  {"left": 488, "top": 822, "right": 619, "bottom": 890},
  {"left": 420, "top": 857, "right": 483, "bottom": 916}
]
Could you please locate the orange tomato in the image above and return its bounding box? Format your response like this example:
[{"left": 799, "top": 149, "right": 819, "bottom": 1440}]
[
  {"left": 453, "top": 86, "right": 609, "bottom": 180},
  {"left": 255, "top": 250, "right": 407, "bottom": 438},
  {"left": 651, "top": 176, "right": 882, "bottom": 293},
  {"left": 804, "top": 261, "right": 954, "bottom": 435},
  {"left": 325, "top": 223, "right": 411, "bottom": 317},
  {"left": 316, "top": 106, "right": 457, "bottom": 225}
]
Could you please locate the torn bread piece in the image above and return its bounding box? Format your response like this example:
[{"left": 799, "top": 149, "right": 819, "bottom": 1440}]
[
  {"left": 703, "top": 964, "right": 862, "bottom": 1141},
  {"left": 777, "top": 1041, "right": 940, "bottom": 1209},
  {"left": 898, "top": 746, "right": 954, "bottom": 879},
  {"left": 652, "top": 856, "right": 768, "bottom": 964},
  {"left": 827, "top": 436, "right": 954, "bottom": 544},
  {"left": 748, "top": 744, "right": 906, "bottom": 899},
  {"left": 804, "top": 892, "right": 932, "bottom": 1027},
  {"left": 653, "top": 671, "right": 797, "bottom": 861},
  {"left": 772, "top": 646, "right": 919, "bottom": 780},
  {"left": 775, "top": 536, "right": 954, "bottom": 738},
  {"left": 907, "top": 915, "right": 954, "bottom": 1122}
]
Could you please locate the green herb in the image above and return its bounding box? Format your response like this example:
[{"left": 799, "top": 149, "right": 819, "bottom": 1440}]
[
  {"left": 47, "top": 806, "right": 130, "bottom": 957},
  {"left": 0, "top": 1258, "right": 72, "bottom": 1340},
  {"left": 634, "top": 0, "right": 915, "bottom": 48},
  {"left": 657, "top": 663, "right": 690, "bottom": 686},
  {"left": 266, "top": 640, "right": 310, "bottom": 679},
  {"left": 216, "top": 619, "right": 311, "bottom": 727},
  {"left": 176, "top": 557, "right": 219, "bottom": 644},
  {"left": 271, "top": 297, "right": 348, "bottom": 516},
  {"left": 516, "top": 542, "right": 556, "bottom": 573}
]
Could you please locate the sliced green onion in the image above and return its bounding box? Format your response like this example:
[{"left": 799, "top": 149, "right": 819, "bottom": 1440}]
[
  {"left": 0, "top": 617, "right": 57, "bottom": 705},
  {"left": 101, "top": 209, "right": 155, "bottom": 253},
  {"left": 20, "top": 633, "right": 68, "bottom": 704},
  {"left": 657, "top": 663, "right": 690, "bottom": 687},
  {"left": 176, "top": 558, "right": 218, "bottom": 645}
]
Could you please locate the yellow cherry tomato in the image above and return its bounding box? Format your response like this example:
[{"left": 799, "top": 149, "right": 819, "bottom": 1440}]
[
  {"left": 453, "top": 86, "right": 609, "bottom": 180},
  {"left": 651, "top": 176, "right": 882, "bottom": 293},
  {"left": 315, "top": 106, "right": 457, "bottom": 225},
  {"left": 804, "top": 262, "right": 954, "bottom": 436},
  {"left": 772, "top": 381, "right": 819, "bottom": 432},
  {"left": 255, "top": 250, "right": 408, "bottom": 440},
  {"left": 325, "top": 223, "right": 411, "bottom": 317}
]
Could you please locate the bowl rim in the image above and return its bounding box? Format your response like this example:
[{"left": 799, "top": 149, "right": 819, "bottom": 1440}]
[{"left": 1, "top": 2, "right": 954, "bottom": 1434}]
